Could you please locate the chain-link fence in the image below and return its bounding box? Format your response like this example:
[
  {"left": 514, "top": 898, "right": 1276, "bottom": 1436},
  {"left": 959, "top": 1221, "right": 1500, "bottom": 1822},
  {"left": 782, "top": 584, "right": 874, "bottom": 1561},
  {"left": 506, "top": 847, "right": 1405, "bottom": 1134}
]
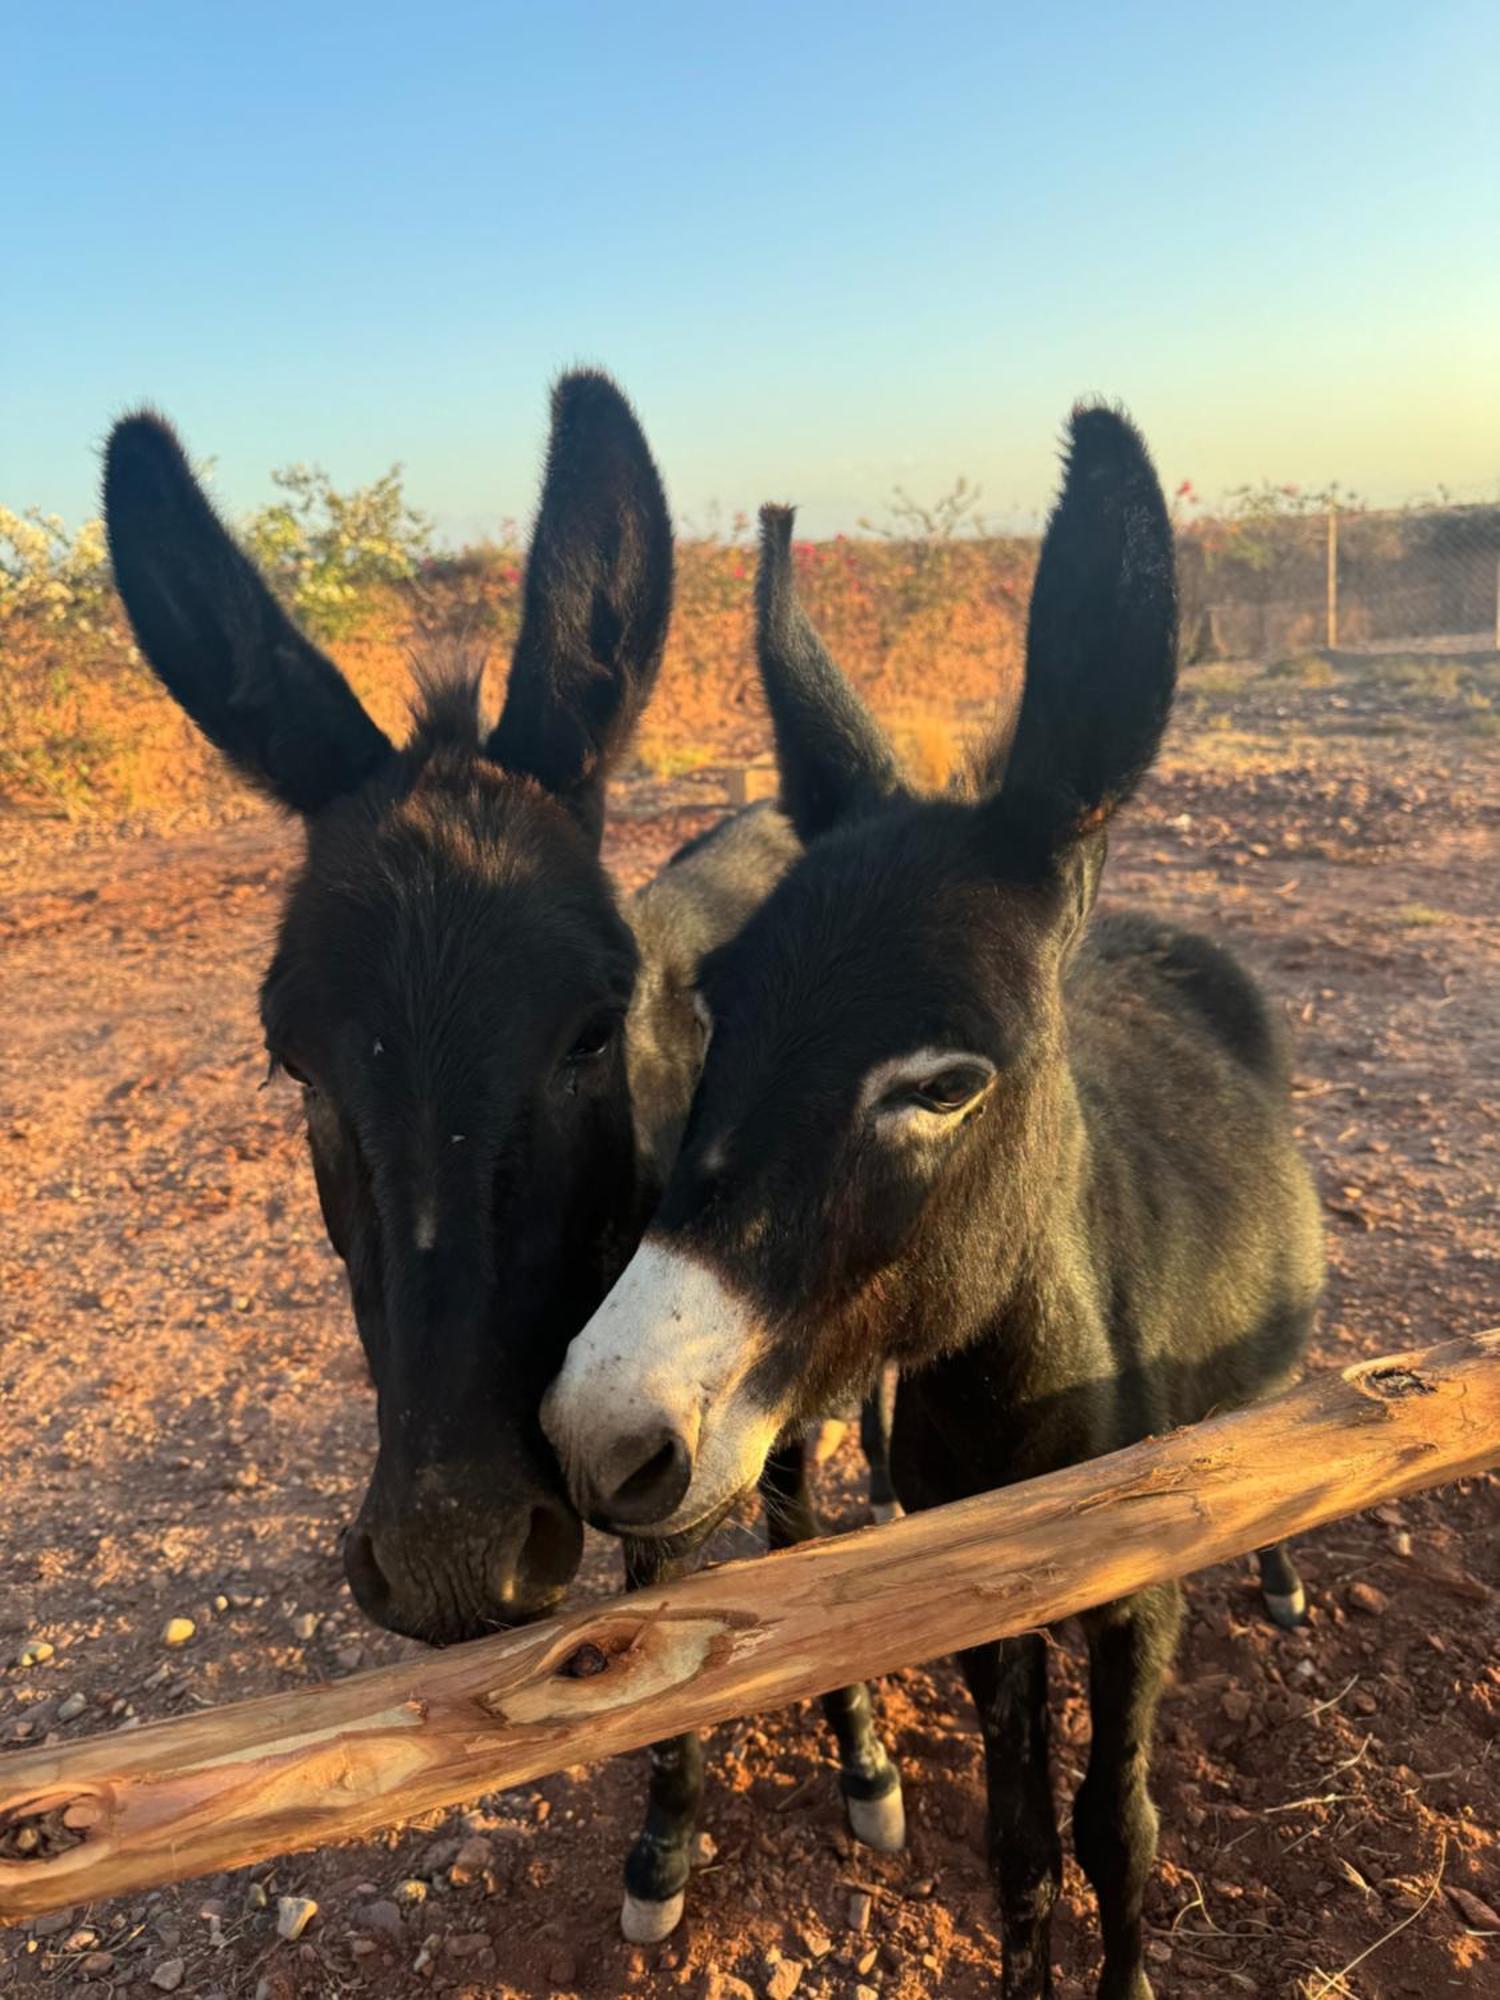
[{"left": 1175, "top": 497, "right": 1500, "bottom": 661}]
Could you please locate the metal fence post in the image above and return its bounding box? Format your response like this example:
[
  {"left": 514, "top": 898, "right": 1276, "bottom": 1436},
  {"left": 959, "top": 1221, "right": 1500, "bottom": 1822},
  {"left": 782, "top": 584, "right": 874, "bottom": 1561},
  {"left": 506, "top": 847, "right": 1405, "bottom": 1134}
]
[{"left": 1326, "top": 506, "right": 1339, "bottom": 650}]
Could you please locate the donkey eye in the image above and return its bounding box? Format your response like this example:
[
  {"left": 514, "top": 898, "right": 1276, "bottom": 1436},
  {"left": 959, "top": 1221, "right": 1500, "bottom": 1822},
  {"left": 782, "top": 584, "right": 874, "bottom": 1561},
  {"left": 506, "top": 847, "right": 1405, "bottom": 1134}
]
[
  {"left": 563, "top": 1013, "right": 619, "bottom": 1066},
  {"left": 899, "top": 1064, "right": 992, "bottom": 1115},
  {"left": 267, "top": 1050, "right": 316, "bottom": 1092}
]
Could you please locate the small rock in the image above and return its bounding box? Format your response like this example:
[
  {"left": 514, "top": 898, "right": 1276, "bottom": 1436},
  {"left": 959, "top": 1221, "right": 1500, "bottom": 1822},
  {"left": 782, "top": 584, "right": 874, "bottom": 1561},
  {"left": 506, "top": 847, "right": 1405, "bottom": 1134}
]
[
  {"left": 64, "top": 1927, "right": 99, "bottom": 1951},
  {"left": 349, "top": 1938, "right": 378, "bottom": 1958},
  {"left": 335, "top": 1644, "right": 364, "bottom": 1672},
  {"left": 1447, "top": 1885, "right": 1500, "bottom": 1931},
  {"left": 358, "top": 1900, "right": 405, "bottom": 1942},
  {"left": 798, "top": 1923, "right": 833, "bottom": 1959},
  {"left": 289, "top": 1613, "right": 320, "bottom": 1642},
  {"left": 449, "top": 1833, "right": 494, "bottom": 1883},
  {"left": 547, "top": 1946, "right": 578, "bottom": 1984},
  {"left": 855, "top": 1945, "right": 878, "bottom": 1975},
  {"left": 691, "top": 1830, "right": 718, "bottom": 1868},
  {"left": 56, "top": 1691, "right": 87, "bottom": 1723},
  {"left": 1347, "top": 1581, "right": 1388, "bottom": 1617},
  {"left": 855, "top": 1989, "right": 878, "bottom": 2000},
  {"left": 702, "top": 1975, "right": 756, "bottom": 2000},
  {"left": 1220, "top": 1688, "right": 1253, "bottom": 1723},
  {"left": 395, "top": 1878, "right": 428, "bottom": 1906},
  {"left": 765, "top": 1959, "right": 805, "bottom": 2000},
  {"left": 16, "top": 1640, "right": 55, "bottom": 1667},
  {"left": 80, "top": 1954, "right": 115, "bottom": 1980},
  {"left": 1146, "top": 1938, "right": 1173, "bottom": 1964},
  {"left": 31, "top": 1912, "right": 72, "bottom": 1938},
  {"left": 534, "top": 1797, "right": 551, "bottom": 1822},
  {"left": 447, "top": 1931, "right": 489, "bottom": 1958},
  {"left": 276, "top": 1895, "right": 318, "bottom": 1941},
  {"left": 162, "top": 1617, "right": 196, "bottom": 1648},
  {"left": 244, "top": 1880, "right": 268, "bottom": 1911},
  {"left": 847, "top": 1888, "right": 873, "bottom": 1933},
  {"left": 150, "top": 1960, "right": 186, "bottom": 1992}
]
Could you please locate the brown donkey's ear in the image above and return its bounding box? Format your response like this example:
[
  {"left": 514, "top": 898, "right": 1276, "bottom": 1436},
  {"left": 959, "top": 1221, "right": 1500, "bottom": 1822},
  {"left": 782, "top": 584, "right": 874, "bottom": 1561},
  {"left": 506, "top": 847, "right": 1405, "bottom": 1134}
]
[
  {"left": 979, "top": 403, "right": 1177, "bottom": 857},
  {"left": 487, "top": 370, "right": 673, "bottom": 845},
  {"left": 104, "top": 412, "right": 394, "bottom": 815},
  {"left": 754, "top": 503, "right": 907, "bottom": 844}
]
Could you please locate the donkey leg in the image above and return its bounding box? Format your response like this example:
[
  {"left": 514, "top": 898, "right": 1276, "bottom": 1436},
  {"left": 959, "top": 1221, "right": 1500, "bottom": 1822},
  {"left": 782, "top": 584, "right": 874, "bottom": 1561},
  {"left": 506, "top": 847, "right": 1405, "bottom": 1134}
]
[
  {"left": 1074, "top": 1584, "right": 1183, "bottom": 2000},
  {"left": 958, "top": 1634, "right": 1060, "bottom": 1999},
  {"left": 618, "top": 1538, "right": 702, "bottom": 1942},
  {"left": 760, "top": 1439, "right": 906, "bottom": 1852},
  {"left": 1256, "top": 1541, "right": 1307, "bottom": 1628},
  {"left": 860, "top": 1364, "right": 903, "bottom": 1524}
]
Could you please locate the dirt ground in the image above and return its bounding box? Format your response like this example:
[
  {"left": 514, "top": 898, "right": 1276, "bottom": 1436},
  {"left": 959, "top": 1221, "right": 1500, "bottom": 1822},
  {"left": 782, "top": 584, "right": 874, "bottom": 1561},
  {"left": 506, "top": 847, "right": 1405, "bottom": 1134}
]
[{"left": 2, "top": 652, "right": 1498, "bottom": 2000}]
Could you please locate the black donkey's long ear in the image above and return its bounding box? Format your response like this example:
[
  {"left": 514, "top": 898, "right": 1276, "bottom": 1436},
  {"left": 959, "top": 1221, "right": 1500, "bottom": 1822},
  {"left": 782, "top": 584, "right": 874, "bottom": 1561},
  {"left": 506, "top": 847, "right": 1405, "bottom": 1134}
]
[
  {"left": 486, "top": 370, "right": 672, "bottom": 843},
  {"left": 103, "top": 412, "right": 394, "bottom": 815},
  {"left": 980, "top": 404, "right": 1177, "bottom": 852},
  {"left": 755, "top": 504, "right": 906, "bottom": 844}
]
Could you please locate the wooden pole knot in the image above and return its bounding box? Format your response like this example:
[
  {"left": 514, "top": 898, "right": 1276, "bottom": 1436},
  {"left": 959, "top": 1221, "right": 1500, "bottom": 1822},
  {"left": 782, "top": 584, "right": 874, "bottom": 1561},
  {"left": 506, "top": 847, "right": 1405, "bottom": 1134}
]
[{"left": 1364, "top": 1365, "right": 1438, "bottom": 1401}]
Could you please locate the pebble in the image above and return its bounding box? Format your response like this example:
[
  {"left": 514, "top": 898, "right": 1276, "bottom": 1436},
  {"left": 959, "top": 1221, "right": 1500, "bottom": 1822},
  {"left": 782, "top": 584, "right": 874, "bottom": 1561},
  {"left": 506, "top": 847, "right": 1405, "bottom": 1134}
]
[
  {"left": 150, "top": 1960, "right": 186, "bottom": 1992},
  {"left": 855, "top": 1988, "right": 878, "bottom": 2000},
  {"left": 64, "top": 1927, "right": 99, "bottom": 1951},
  {"left": 691, "top": 1829, "right": 718, "bottom": 1867},
  {"left": 395, "top": 1877, "right": 428, "bottom": 1906},
  {"left": 56, "top": 1691, "right": 87, "bottom": 1723},
  {"left": 798, "top": 1923, "right": 833, "bottom": 1959},
  {"left": 1348, "top": 1581, "right": 1389, "bottom": 1616},
  {"left": 349, "top": 1938, "right": 378, "bottom": 1958},
  {"left": 1220, "top": 1688, "right": 1253, "bottom": 1723},
  {"left": 275, "top": 1894, "right": 318, "bottom": 1941},
  {"left": 244, "top": 1880, "right": 268, "bottom": 1911},
  {"left": 449, "top": 1833, "right": 494, "bottom": 1883},
  {"left": 15, "top": 1640, "right": 54, "bottom": 1667},
  {"left": 547, "top": 1946, "right": 578, "bottom": 1984},
  {"left": 447, "top": 1931, "right": 489, "bottom": 1958},
  {"left": 162, "top": 1617, "right": 196, "bottom": 1648},
  {"left": 289, "top": 1612, "right": 320, "bottom": 1642},
  {"left": 358, "top": 1900, "right": 405, "bottom": 1942},
  {"left": 765, "top": 1959, "right": 805, "bottom": 2000},
  {"left": 335, "top": 1644, "right": 364, "bottom": 1672},
  {"left": 31, "top": 1912, "right": 73, "bottom": 1938},
  {"left": 855, "top": 1946, "right": 878, "bottom": 1975},
  {"left": 80, "top": 1954, "right": 115, "bottom": 1980},
  {"left": 702, "top": 1975, "right": 756, "bottom": 2000},
  {"left": 848, "top": 1889, "right": 873, "bottom": 1933}
]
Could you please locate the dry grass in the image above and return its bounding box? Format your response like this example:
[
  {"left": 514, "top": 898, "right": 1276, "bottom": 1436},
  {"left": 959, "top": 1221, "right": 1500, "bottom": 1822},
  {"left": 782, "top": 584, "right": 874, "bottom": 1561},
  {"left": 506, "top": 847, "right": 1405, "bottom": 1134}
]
[{"left": 0, "top": 537, "right": 1031, "bottom": 820}]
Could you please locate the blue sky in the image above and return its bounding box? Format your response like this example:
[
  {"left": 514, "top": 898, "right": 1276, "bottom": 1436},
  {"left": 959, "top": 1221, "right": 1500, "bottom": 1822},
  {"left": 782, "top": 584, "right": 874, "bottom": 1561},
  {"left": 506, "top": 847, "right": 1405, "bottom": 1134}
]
[{"left": 7, "top": 1, "right": 1497, "bottom": 539}]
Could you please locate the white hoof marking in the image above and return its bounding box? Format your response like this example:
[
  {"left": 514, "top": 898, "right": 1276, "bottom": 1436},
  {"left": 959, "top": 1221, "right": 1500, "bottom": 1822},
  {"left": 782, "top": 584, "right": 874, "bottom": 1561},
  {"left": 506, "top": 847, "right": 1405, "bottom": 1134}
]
[
  {"left": 847, "top": 1783, "right": 906, "bottom": 1854},
  {"left": 1265, "top": 1582, "right": 1307, "bottom": 1628},
  {"left": 871, "top": 1499, "right": 905, "bottom": 1525},
  {"left": 620, "top": 1888, "right": 685, "bottom": 1943}
]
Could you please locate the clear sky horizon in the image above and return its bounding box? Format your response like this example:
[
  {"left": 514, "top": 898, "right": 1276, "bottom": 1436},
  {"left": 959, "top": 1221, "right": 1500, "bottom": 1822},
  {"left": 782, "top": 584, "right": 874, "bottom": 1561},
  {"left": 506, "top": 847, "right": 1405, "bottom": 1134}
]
[{"left": 7, "top": 2, "right": 1497, "bottom": 541}]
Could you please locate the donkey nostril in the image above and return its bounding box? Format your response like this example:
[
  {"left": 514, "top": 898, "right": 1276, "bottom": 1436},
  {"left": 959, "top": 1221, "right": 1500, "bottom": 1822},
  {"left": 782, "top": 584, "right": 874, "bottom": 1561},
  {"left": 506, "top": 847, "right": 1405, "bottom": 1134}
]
[
  {"left": 598, "top": 1428, "right": 693, "bottom": 1527},
  {"left": 509, "top": 1500, "right": 585, "bottom": 1607},
  {"left": 343, "top": 1525, "right": 394, "bottom": 1624}
]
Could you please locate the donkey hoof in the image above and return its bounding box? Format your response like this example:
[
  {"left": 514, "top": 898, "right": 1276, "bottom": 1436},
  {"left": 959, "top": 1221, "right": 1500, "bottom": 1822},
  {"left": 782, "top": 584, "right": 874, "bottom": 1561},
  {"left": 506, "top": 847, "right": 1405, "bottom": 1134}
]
[
  {"left": 620, "top": 1889, "right": 686, "bottom": 1943},
  {"left": 846, "top": 1780, "right": 906, "bottom": 1854},
  {"left": 870, "top": 1498, "right": 905, "bottom": 1526},
  {"left": 1263, "top": 1581, "right": 1307, "bottom": 1629}
]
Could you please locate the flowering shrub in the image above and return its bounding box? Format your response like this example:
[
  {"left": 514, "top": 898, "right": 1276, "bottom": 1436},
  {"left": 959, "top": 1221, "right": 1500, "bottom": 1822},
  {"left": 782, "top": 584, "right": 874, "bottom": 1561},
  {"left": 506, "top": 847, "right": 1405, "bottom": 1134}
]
[
  {"left": 0, "top": 508, "right": 112, "bottom": 630},
  {"left": 244, "top": 464, "right": 432, "bottom": 641}
]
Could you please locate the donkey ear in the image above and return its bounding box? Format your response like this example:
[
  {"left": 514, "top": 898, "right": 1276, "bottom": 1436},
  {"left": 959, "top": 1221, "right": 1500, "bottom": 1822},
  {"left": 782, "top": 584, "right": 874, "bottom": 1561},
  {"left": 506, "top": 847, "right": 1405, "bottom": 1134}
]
[
  {"left": 487, "top": 370, "right": 672, "bottom": 842},
  {"left": 981, "top": 404, "right": 1177, "bottom": 849},
  {"left": 755, "top": 505, "right": 906, "bottom": 844},
  {"left": 103, "top": 412, "right": 394, "bottom": 815}
]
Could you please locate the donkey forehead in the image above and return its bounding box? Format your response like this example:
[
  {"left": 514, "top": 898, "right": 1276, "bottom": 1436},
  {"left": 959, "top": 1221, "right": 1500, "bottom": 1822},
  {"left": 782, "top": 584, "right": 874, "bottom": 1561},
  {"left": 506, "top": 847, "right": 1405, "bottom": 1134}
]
[{"left": 702, "top": 817, "right": 1054, "bottom": 1045}]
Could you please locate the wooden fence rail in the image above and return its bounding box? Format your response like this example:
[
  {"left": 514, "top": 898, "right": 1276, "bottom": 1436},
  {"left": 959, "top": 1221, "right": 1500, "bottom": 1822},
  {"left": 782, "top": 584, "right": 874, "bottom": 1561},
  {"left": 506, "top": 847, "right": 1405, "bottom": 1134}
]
[{"left": 2, "top": 1329, "right": 1497, "bottom": 1923}]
